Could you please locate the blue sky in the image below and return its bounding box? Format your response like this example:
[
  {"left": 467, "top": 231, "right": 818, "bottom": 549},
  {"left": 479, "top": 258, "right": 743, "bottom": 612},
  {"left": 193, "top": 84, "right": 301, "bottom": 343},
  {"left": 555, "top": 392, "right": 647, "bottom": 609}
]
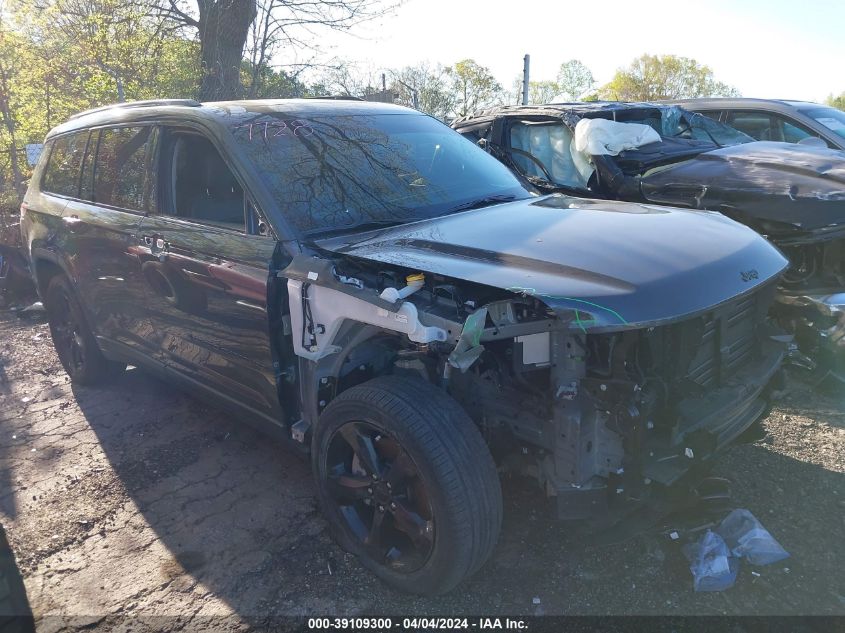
[{"left": 314, "top": 0, "right": 844, "bottom": 102}]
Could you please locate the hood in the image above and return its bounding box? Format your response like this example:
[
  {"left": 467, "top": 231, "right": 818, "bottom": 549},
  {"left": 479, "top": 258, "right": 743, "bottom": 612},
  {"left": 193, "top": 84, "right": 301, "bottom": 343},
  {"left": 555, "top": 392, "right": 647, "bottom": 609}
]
[
  {"left": 315, "top": 195, "right": 788, "bottom": 331},
  {"left": 639, "top": 141, "right": 845, "bottom": 237}
]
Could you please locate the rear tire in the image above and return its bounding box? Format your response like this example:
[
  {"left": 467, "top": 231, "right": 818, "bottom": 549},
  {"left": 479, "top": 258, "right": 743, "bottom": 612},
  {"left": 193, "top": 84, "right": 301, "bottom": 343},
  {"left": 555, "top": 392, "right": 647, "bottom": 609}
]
[
  {"left": 312, "top": 375, "right": 502, "bottom": 595},
  {"left": 44, "top": 275, "right": 125, "bottom": 385}
]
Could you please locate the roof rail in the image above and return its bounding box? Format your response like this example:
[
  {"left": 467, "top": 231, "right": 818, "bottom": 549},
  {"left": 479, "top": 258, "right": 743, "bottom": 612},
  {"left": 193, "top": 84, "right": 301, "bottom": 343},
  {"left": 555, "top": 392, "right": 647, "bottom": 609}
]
[
  {"left": 303, "top": 95, "right": 365, "bottom": 101},
  {"left": 68, "top": 99, "right": 202, "bottom": 120}
]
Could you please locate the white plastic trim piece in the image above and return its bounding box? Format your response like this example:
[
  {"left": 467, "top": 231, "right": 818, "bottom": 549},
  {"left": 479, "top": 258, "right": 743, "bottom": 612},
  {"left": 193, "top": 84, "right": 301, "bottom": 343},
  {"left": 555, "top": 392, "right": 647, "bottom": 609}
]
[
  {"left": 288, "top": 279, "right": 447, "bottom": 361},
  {"left": 380, "top": 278, "right": 425, "bottom": 303}
]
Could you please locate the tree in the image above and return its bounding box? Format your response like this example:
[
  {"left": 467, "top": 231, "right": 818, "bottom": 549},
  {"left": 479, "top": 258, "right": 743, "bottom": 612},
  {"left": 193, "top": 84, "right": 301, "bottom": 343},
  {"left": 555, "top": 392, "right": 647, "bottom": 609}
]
[
  {"left": 448, "top": 59, "right": 501, "bottom": 118},
  {"left": 599, "top": 54, "right": 739, "bottom": 101},
  {"left": 155, "top": 0, "right": 394, "bottom": 101},
  {"left": 0, "top": 13, "right": 25, "bottom": 199},
  {"left": 528, "top": 80, "right": 559, "bottom": 105},
  {"left": 10, "top": 0, "right": 199, "bottom": 133},
  {"left": 556, "top": 59, "right": 594, "bottom": 101},
  {"left": 826, "top": 92, "right": 845, "bottom": 111},
  {"left": 391, "top": 63, "right": 455, "bottom": 120}
]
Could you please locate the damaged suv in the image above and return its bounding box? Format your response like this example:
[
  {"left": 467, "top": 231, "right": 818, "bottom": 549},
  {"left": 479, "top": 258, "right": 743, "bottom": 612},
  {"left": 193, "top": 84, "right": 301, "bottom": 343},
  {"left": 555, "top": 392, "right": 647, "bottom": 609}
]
[
  {"left": 453, "top": 102, "right": 845, "bottom": 382},
  {"left": 22, "top": 99, "right": 789, "bottom": 594}
]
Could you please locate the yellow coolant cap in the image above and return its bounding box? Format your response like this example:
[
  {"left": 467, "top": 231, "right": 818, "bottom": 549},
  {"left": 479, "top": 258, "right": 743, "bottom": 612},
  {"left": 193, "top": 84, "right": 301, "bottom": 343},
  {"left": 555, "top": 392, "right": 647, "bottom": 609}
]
[{"left": 406, "top": 273, "right": 425, "bottom": 283}]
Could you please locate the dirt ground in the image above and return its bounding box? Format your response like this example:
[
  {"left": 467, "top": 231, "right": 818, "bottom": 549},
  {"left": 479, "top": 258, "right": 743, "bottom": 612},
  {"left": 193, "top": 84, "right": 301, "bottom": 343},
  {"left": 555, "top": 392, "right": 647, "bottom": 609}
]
[{"left": 0, "top": 299, "right": 843, "bottom": 630}]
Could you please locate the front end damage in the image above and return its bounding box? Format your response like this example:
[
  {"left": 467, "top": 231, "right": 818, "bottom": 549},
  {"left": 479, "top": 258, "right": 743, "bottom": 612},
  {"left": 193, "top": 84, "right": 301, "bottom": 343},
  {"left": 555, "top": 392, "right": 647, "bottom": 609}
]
[
  {"left": 635, "top": 142, "right": 845, "bottom": 384},
  {"left": 277, "top": 242, "right": 787, "bottom": 524},
  {"left": 446, "top": 285, "right": 785, "bottom": 521}
]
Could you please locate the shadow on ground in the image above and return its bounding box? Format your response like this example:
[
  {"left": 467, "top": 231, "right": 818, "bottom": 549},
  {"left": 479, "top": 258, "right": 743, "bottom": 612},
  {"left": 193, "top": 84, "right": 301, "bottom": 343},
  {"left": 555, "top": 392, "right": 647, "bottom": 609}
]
[{"left": 57, "top": 368, "right": 845, "bottom": 617}]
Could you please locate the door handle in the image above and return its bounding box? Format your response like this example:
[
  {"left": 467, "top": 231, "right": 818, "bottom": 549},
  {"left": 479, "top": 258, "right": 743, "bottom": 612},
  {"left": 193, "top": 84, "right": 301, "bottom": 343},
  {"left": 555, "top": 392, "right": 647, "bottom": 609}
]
[
  {"left": 141, "top": 234, "right": 170, "bottom": 259},
  {"left": 63, "top": 214, "right": 84, "bottom": 233}
]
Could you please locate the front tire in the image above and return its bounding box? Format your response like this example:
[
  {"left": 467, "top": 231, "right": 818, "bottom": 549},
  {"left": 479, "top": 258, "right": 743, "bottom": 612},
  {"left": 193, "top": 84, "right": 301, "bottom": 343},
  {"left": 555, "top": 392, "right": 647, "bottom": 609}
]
[
  {"left": 312, "top": 376, "right": 502, "bottom": 595},
  {"left": 44, "top": 275, "right": 125, "bottom": 386}
]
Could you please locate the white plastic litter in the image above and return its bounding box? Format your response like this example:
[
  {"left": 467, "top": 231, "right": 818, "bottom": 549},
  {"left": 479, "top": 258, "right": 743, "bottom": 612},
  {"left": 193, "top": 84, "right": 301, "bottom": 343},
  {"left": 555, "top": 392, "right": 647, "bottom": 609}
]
[
  {"left": 716, "top": 509, "right": 789, "bottom": 566},
  {"left": 681, "top": 509, "right": 789, "bottom": 592},
  {"left": 683, "top": 530, "right": 738, "bottom": 592},
  {"left": 573, "top": 118, "right": 661, "bottom": 156}
]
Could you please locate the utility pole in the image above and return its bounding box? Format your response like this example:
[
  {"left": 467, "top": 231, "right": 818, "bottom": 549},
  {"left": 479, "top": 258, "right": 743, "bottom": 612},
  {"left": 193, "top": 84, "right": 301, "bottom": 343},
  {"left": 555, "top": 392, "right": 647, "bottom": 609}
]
[{"left": 522, "top": 54, "right": 530, "bottom": 105}]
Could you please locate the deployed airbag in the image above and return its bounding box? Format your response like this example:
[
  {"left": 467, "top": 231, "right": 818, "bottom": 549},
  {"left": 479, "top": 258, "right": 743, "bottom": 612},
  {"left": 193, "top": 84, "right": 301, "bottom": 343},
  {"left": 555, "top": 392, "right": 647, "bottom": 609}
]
[
  {"left": 574, "top": 118, "right": 661, "bottom": 156},
  {"left": 510, "top": 122, "right": 590, "bottom": 188}
]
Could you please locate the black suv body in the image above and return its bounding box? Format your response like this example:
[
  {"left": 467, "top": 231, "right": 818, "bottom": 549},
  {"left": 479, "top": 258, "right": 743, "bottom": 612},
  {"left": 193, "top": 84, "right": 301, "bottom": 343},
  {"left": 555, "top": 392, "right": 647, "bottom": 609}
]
[
  {"left": 453, "top": 102, "right": 845, "bottom": 382},
  {"left": 22, "top": 99, "right": 789, "bottom": 593}
]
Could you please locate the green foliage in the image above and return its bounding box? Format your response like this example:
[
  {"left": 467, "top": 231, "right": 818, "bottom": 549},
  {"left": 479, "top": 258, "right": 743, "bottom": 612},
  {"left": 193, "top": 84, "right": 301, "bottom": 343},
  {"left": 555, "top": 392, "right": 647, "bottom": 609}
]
[
  {"left": 0, "top": 0, "right": 199, "bottom": 199},
  {"left": 390, "top": 63, "right": 455, "bottom": 121},
  {"left": 243, "top": 63, "right": 308, "bottom": 98},
  {"left": 447, "top": 59, "right": 501, "bottom": 118},
  {"left": 599, "top": 54, "right": 739, "bottom": 101},
  {"left": 826, "top": 92, "right": 845, "bottom": 111},
  {"left": 556, "top": 60, "right": 594, "bottom": 101},
  {"left": 528, "top": 80, "right": 560, "bottom": 106},
  {"left": 4, "top": 1, "right": 199, "bottom": 140}
]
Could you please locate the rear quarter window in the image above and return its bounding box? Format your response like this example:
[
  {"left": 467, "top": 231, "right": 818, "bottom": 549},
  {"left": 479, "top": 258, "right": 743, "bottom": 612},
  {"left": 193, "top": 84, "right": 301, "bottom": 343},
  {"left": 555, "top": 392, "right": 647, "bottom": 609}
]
[{"left": 41, "top": 131, "right": 89, "bottom": 197}]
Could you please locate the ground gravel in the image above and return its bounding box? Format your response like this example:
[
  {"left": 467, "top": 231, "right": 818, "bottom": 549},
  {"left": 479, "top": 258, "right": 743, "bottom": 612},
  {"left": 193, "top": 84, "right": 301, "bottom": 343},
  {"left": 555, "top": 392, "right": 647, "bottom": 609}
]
[{"left": 0, "top": 301, "right": 843, "bottom": 629}]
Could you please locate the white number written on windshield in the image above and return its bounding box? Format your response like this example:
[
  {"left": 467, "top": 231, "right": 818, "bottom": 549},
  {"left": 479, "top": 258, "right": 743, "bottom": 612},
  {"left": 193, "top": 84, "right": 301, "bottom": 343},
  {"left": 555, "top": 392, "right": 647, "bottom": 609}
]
[{"left": 233, "top": 120, "right": 314, "bottom": 140}]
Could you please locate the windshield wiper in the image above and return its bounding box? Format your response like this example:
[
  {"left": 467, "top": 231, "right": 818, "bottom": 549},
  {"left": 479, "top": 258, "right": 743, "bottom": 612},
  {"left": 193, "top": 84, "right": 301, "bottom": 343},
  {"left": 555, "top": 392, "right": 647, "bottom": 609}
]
[
  {"left": 445, "top": 194, "right": 518, "bottom": 214},
  {"left": 305, "top": 218, "right": 411, "bottom": 239}
]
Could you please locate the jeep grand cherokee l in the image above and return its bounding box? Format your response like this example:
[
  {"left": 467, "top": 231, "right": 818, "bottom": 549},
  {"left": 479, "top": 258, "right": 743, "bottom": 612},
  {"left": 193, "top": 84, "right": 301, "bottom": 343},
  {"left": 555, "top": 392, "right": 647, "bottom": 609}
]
[{"left": 21, "top": 98, "right": 788, "bottom": 594}]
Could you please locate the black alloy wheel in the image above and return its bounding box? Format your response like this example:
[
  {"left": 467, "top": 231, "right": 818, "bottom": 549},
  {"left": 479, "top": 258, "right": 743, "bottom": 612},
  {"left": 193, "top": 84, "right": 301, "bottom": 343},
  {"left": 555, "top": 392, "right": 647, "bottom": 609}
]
[
  {"left": 45, "top": 276, "right": 125, "bottom": 385},
  {"left": 325, "top": 420, "right": 435, "bottom": 572},
  {"left": 313, "top": 376, "right": 502, "bottom": 595}
]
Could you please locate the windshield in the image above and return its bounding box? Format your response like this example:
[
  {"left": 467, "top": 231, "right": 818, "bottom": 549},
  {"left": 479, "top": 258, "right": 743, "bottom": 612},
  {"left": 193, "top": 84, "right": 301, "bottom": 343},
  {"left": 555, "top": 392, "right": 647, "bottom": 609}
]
[
  {"left": 229, "top": 112, "right": 530, "bottom": 236},
  {"left": 799, "top": 107, "right": 845, "bottom": 140}
]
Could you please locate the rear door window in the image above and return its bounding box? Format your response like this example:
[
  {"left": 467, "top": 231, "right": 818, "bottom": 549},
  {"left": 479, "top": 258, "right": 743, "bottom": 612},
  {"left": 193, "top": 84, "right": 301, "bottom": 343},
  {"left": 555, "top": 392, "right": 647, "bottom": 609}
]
[
  {"left": 41, "top": 131, "right": 89, "bottom": 197},
  {"left": 726, "top": 110, "right": 819, "bottom": 144},
  {"left": 93, "top": 126, "right": 157, "bottom": 212},
  {"left": 725, "top": 111, "right": 775, "bottom": 140}
]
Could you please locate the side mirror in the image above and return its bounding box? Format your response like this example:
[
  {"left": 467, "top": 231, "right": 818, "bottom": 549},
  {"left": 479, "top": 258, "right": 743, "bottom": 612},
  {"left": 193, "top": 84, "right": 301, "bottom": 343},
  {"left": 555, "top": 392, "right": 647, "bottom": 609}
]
[{"left": 797, "top": 136, "right": 827, "bottom": 148}]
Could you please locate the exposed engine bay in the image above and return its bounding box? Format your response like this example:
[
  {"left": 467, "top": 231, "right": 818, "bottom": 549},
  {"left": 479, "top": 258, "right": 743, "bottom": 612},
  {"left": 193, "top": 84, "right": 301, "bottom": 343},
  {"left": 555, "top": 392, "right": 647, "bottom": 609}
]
[{"left": 278, "top": 252, "right": 786, "bottom": 521}]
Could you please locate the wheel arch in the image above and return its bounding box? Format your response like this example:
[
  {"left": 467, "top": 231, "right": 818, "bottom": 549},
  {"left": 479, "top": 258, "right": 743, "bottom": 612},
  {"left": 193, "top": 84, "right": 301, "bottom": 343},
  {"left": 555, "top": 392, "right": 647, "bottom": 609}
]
[
  {"left": 30, "top": 253, "right": 68, "bottom": 299},
  {"left": 299, "top": 321, "right": 426, "bottom": 435}
]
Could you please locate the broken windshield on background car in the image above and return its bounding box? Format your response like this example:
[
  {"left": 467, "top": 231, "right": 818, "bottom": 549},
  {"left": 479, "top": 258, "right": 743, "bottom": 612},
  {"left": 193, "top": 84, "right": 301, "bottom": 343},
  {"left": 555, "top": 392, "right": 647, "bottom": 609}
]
[
  {"left": 229, "top": 113, "right": 530, "bottom": 236},
  {"left": 656, "top": 107, "right": 754, "bottom": 146}
]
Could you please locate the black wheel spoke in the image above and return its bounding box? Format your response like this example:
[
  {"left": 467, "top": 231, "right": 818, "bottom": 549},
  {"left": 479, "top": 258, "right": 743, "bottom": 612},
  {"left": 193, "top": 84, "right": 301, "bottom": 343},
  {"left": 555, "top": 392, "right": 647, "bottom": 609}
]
[
  {"left": 339, "top": 424, "right": 382, "bottom": 477},
  {"left": 327, "top": 473, "right": 371, "bottom": 503},
  {"left": 386, "top": 450, "right": 415, "bottom": 488},
  {"left": 366, "top": 507, "right": 386, "bottom": 551},
  {"left": 326, "top": 420, "right": 435, "bottom": 574},
  {"left": 391, "top": 500, "right": 432, "bottom": 546},
  {"left": 338, "top": 505, "right": 369, "bottom": 542}
]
